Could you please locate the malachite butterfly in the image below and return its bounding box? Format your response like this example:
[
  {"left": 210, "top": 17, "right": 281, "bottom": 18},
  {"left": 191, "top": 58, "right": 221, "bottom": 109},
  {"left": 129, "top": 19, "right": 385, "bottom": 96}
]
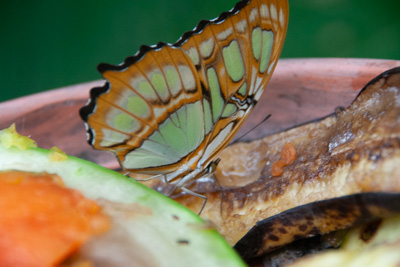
[{"left": 80, "top": 0, "right": 288, "bottom": 197}]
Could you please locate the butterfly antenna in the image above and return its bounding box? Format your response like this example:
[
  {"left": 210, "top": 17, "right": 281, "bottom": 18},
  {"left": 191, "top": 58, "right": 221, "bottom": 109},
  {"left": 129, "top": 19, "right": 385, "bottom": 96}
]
[{"left": 232, "top": 114, "right": 271, "bottom": 144}]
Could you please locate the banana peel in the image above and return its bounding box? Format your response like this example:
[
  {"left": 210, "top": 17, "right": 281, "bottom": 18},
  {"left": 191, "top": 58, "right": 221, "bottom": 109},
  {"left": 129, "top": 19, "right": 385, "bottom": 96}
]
[
  {"left": 144, "top": 67, "right": 400, "bottom": 260},
  {"left": 285, "top": 215, "right": 400, "bottom": 267}
]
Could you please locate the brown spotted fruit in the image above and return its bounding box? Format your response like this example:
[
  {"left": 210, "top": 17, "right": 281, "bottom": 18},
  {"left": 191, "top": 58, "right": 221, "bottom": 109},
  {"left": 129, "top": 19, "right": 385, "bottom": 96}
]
[
  {"left": 146, "top": 67, "right": 400, "bottom": 260},
  {"left": 284, "top": 214, "right": 400, "bottom": 267}
]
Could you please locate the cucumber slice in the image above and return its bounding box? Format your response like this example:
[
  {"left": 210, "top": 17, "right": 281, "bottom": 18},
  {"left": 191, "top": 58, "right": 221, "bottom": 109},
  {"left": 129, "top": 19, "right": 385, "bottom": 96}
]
[{"left": 0, "top": 125, "right": 246, "bottom": 267}]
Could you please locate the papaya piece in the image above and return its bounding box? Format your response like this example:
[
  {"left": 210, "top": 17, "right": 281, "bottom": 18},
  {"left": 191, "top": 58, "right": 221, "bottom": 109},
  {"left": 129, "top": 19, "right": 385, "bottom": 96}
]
[{"left": 0, "top": 170, "right": 109, "bottom": 267}]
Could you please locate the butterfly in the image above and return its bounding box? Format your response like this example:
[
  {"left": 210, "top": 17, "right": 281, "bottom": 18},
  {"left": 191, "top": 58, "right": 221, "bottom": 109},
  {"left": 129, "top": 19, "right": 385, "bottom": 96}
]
[{"left": 80, "top": 0, "right": 288, "bottom": 201}]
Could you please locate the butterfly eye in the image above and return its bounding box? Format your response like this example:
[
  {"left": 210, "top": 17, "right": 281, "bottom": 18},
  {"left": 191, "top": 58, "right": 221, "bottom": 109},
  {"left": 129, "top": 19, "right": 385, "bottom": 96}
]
[{"left": 209, "top": 159, "right": 221, "bottom": 173}]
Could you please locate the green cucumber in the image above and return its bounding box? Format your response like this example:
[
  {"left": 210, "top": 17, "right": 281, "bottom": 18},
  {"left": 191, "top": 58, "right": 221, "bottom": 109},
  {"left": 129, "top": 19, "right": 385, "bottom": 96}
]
[{"left": 0, "top": 125, "right": 246, "bottom": 267}]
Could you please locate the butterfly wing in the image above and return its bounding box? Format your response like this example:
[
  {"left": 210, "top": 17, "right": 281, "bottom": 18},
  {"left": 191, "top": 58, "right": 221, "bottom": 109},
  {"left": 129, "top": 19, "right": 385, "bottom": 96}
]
[
  {"left": 179, "top": 0, "right": 288, "bottom": 167},
  {"left": 80, "top": 0, "right": 288, "bottom": 177}
]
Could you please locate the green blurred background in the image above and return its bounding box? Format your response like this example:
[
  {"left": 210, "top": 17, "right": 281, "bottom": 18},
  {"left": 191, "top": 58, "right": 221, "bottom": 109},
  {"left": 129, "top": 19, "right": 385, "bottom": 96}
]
[{"left": 1, "top": 0, "right": 399, "bottom": 102}]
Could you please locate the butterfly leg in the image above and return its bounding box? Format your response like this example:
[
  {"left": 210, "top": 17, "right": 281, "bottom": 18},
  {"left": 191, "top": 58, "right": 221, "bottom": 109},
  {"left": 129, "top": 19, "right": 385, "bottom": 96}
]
[
  {"left": 127, "top": 174, "right": 177, "bottom": 196},
  {"left": 181, "top": 186, "right": 207, "bottom": 215},
  {"left": 126, "top": 173, "right": 207, "bottom": 214},
  {"left": 131, "top": 174, "right": 164, "bottom": 182}
]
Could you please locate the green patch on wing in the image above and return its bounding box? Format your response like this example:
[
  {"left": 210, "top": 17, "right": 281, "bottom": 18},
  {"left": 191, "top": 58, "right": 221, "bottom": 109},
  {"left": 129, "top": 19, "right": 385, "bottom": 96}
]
[
  {"left": 207, "top": 67, "right": 224, "bottom": 122},
  {"left": 151, "top": 71, "right": 169, "bottom": 101},
  {"left": 222, "top": 40, "right": 245, "bottom": 82},
  {"left": 238, "top": 82, "right": 247, "bottom": 96},
  {"left": 251, "top": 27, "right": 262, "bottom": 61},
  {"left": 222, "top": 103, "right": 238, "bottom": 118},
  {"left": 126, "top": 95, "right": 151, "bottom": 118},
  {"left": 164, "top": 66, "right": 182, "bottom": 96},
  {"left": 123, "top": 102, "right": 206, "bottom": 169},
  {"left": 259, "top": 30, "right": 274, "bottom": 73}
]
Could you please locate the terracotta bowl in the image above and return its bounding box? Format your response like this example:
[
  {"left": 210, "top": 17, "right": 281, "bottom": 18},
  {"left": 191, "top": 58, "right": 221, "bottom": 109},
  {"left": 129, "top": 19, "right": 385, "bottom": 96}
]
[{"left": 1, "top": 58, "right": 399, "bottom": 170}]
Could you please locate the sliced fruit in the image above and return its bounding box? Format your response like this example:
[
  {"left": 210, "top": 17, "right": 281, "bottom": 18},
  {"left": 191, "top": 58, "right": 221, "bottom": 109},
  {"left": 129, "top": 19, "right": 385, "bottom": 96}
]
[{"left": 0, "top": 125, "right": 246, "bottom": 267}]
